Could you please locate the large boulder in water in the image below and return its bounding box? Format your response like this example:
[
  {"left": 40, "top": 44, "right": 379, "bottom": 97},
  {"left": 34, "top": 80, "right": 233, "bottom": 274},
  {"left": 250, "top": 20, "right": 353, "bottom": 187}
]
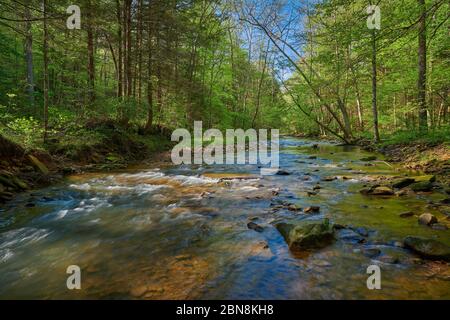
[
  {"left": 276, "top": 219, "right": 334, "bottom": 250},
  {"left": 404, "top": 236, "right": 450, "bottom": 261}
]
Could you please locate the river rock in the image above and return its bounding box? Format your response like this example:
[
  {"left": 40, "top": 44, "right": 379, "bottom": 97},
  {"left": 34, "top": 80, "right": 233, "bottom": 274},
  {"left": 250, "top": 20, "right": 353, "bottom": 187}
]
[
  {"left": 354, "top": 227, "right": 369, "bottom": 237},
  {"left": 392, "top": 178, "right": 415, "bottom": 189},
  {"left": 399, "top": 211, "right": 414, "bottom": 218},
  {"left": 336, "top": 229, "right": 365, "bottom": 243},
  {"left": 418, "top": 213, "right": 438, "bottom": 226},
  {"left": 359, "top": 187, "right": 372, "bottom": 195},
  {"left": 378, "top": 254, "right": 400, "bottom": 264},
  {"left": 431, "top": 223, "right": 448, "bottom": 231},
  {"left": 130, "top": 284, "right": 149, "bottom": 297},
  {"left": 360, "top": 156, "right": 377, "bottom": 161},
  {"left": 395, "top": 189, "right": 409, "bottom": 197},
  {"left": 362, "top": 247, "right": 381, "bottom": 258},
  {"left": 304, "top": 206, "right": 320, "bottom": 213},
  {"left": 288, "top": 204, "right": 302, "bottom": 212},
  {"left": 410, "top": 181, "right": 433, "bottom": 192},
  {"left": 276, "top": 219, "right": 334, "bottom": 250},
  {"left": 404, "top": 236, "right": 450, "bottom": 261},
  {"left": 371, "top": 186, "right": 394, "bottom": 196},
  {"left": 321, "top": 176, "right": 336, "bottom": 182},
  {"left": 247, "top": 222, "right": 264, "bottom": 233},
  {"left": 276, "top": 170, "right": 290, "bottom": 176}
]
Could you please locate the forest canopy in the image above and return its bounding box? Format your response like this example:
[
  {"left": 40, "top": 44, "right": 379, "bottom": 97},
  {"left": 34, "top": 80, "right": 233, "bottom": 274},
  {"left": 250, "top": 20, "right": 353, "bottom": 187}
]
[{"left": 0, "top": 0, "right": 448, "bottom": 149}]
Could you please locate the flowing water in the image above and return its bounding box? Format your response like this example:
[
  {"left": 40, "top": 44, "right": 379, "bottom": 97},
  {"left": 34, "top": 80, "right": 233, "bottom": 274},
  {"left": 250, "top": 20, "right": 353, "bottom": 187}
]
[{"left": 0, "top": 137, "right": 449, "bottom": 299}]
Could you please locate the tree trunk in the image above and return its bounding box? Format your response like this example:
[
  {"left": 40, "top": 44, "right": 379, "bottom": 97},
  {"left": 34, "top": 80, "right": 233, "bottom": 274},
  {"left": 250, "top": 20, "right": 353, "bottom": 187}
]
[
  {"left": 116, "top": 0, "right": 123, "bottom": 99},
  {"left": 125, "top": 0, "right": 132, "bottom": 97},
  {"left": 371, "top": 29, "right": 380, "bottom": 142},
  {"left": 145, "top": 4, "right": 154, "bottom": 131},
  {"left": 23, "top": 0, "right": 34, "bottom": 109},
  {"left": 86, "top": 0, "right": 95, "bottom": 104},
  {"left": 43, "top": 0, "right": 49, "bottom": 142},
  {"left": 137, "top": 0, "right": 143, "bottom": 103},
  {"left": 418, "top": 0, "right": 428, "bottom": 131}
]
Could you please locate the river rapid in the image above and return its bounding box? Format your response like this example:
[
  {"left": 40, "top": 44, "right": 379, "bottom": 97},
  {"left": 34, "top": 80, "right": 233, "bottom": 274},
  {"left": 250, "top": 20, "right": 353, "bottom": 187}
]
[{"left": 0, "top": 137, "right": 449, "bottom": 299}]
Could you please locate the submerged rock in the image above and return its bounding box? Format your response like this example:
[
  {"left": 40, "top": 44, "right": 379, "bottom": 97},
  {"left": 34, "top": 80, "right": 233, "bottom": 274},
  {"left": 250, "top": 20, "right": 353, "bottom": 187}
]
[
  {"left": 418, "top": 213, "right": 438, "bottom": 226},
  {"left": 276, "top": 170, "right": 291, "bottom": 176},
  {"left": 304, "top": 206, "right": 320, "bottom": 213},
  {"left": 404, "top": 236, "right": 450, "bottom": 261},
  {"left": 247, "top": 222, "right": 264, "bottom": 233},
  {"left": 377, "top": 254, "right": 400, "bottom": 264},
  {"left": 354, "top": 227, "right": 369, "bottom": 237},
  {"left": 431, "top": 223, "right": 448, "bottom": 231},
  {"left": 362, "top": 247, "right": 381, "bottom": 258},
  {"left": 399, "top": 211, "right": 414, "bottom": 218},
  {"left": 336, "top": 229, "right": 365, "bottom": 243},
  {"left": 288, "top": 204, "right": 302, "bottom": 212},
  {"left": 276, "top": 219, "right": 334, "bottom": 250}
]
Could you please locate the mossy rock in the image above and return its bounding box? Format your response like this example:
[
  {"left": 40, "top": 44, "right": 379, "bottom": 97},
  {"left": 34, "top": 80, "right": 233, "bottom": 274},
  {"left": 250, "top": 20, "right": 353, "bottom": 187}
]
[
  {"left": 391, "top": 178, "right": 415, "bottom": 189},
  {"left": 28, "top": 155, "right": 49, "bottom": 175},
  {"left": 276, "top": 219, "right": 335, "bottom": 250},
  {"left": 413, "top": 175, "right": 436, "bottom": 183},
  {"left": 360, "top": 156, "right": 377, "bottom": 161},
  {"left": 404, "top": 236, "right": 450, "bottom": 261},
  {"left": 372, "top": 186, "right": 395, "bottom": 195},
  {"left": 410, "top": 181, "right": 433, "bottom": 192}
]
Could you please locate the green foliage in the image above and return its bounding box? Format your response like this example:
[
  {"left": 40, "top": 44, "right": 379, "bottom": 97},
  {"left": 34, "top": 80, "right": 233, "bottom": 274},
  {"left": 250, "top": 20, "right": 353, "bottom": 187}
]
[
  {"left": 0, "top": 117, "right": 44, "bottom": 149},
  {"left": 381, "top": 126, "right": 450, "bottom": 146}
]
